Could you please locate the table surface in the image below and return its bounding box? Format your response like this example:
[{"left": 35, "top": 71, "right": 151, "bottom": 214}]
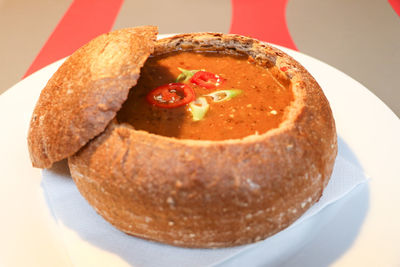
[{"left": 1, "top": 0, "right": 399, "bottom": 117}]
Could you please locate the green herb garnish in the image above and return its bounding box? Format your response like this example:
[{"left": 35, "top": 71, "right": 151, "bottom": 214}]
[
  {"left": 175, "top": 68, "right": 201, "bottom": 83},
  {"left": 205, "top": 89, "right": 243, "bottom": 102},
  {"left": 189, "top": 97, "right": 210, "bottom": 121}
]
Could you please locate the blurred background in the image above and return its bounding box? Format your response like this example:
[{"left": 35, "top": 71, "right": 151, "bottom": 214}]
[{"left": 1, "top": 0, "right": 399, "bottom": 116}]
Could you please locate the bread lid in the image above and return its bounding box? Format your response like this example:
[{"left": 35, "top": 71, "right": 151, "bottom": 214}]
[{"left": 27, "top": 26, "right": 158, "bottom": 168}]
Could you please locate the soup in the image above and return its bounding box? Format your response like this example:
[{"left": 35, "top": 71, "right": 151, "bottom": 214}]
[{"left": 117, "top": 51, "right": 293, "bottom": 140}]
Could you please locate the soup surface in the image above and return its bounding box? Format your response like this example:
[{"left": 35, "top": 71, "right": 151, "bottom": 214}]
[{"left": 117, "top": 51, "right": 293, "bottom": 140}]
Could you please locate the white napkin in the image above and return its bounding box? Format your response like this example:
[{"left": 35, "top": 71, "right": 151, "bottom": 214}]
[{"left": 42, "top": 149, "right": 368, "bottom": 267}]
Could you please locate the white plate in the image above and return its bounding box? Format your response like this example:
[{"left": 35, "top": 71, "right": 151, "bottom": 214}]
[{"left": 0, "top": 37, "right": 399, "bottom": 267}]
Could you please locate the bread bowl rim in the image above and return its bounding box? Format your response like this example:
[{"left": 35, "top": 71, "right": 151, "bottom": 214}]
[{"left": 115, "top": 32, "right": 307, "bottom": 144}]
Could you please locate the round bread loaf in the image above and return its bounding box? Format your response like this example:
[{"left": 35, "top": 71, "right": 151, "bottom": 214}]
[{"left": 64, "top": 32, "right": 337, "bottom": 247}]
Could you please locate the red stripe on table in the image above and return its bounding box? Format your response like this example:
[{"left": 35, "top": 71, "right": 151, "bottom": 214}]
[
  {"left": 229, "top": 0, "right": 297, "bottom": 50},
  {"left": 23, "top": 0, "right": 124, "bottom": 78},
  {"left": 388, "top": 0, "right": 400, "bottom": 16}
]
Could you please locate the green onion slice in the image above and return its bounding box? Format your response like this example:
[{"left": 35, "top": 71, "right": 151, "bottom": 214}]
[
  {"left": 189, "top": 97, "right": 210, "bottom": 121},
  {"left": 205, "top": 89, "right": 243, "bottom": 102},
  {"left": 175, "top": 67, "right": 202, "bottom": 83}
]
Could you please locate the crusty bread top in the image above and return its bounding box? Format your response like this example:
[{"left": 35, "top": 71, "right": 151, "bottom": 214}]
[{"left": 27, "top": 26, "right": 158, "bottom": 168}]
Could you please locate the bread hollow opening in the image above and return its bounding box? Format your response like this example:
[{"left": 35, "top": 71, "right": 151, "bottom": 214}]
[{"left": 117, "top": 47, "right": 294, "bottom": 141}]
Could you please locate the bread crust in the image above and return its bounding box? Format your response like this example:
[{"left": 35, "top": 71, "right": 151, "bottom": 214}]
[
  {"left": 68, "top": 33, "right": 338, "bottom": 248},
  {"left": 27, "top": 26, "right": 158, "bottom": 168}
]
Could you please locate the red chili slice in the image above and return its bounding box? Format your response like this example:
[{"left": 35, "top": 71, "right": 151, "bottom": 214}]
[
  {"left": 146, "top": 83, "right": 195, "bottom": 108},
  {"left": 190, "top": 71, "right": 225, "bottom": 89}
]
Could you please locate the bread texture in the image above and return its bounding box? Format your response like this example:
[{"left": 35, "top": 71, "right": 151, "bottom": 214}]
[
  {"left": 67, "top": 32, "right": 338, "bottom": 248},
  {"left": 27, "top": 26, "right": 158, "bottom": 168}
]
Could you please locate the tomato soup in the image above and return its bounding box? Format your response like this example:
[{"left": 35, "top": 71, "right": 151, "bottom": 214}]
[{"left": 117, "top": 51, "right": 293, "bottom": 140}]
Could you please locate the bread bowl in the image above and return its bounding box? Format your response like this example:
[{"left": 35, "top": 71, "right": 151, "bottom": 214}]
[{"left": 28, "top": 26, "right": 337, "bottom": 248}]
